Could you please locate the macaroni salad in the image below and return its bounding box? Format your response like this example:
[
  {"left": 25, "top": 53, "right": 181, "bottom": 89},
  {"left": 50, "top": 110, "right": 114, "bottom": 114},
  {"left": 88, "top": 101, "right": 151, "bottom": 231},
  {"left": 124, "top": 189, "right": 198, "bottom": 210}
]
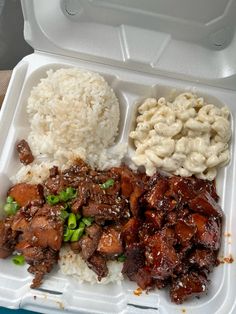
[{"left": 130, "top": 92, "right": 231, "bottom": 179}]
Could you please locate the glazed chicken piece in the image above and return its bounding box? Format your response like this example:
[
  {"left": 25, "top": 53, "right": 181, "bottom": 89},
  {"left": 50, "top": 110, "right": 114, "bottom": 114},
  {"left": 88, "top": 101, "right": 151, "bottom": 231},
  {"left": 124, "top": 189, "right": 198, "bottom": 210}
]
[
  {"left": 12, "top": 202, "right": 64, "bottom": 288},
  {"left": 174, "top": 219, "right": 197, "bottom": 246},
  {"left": 144, "top": 178, "right": 169, "bottom": 210},
  {"left": 16, "top": 139, "right": 34, "bottom": 165},
  {"left": 8, "top": 183, "right": 44, "bottom": 207},
  {"left": 191, "top": 214, "right": 221, "bottom": 250},
  {"left": 189, "top": 191, "right": 223, "bottom": 217},
  {"left": 97, "top": 226, "right": 123, "bottom": 257},
  {"left": 170, "top": 271, "right": 208, "bottom": 304},
  {"left": 22, "top": 204, "right": 64, "bottom": 251},
  {"left": 144, "top": 232, "right": 179, "bottom": 280}
]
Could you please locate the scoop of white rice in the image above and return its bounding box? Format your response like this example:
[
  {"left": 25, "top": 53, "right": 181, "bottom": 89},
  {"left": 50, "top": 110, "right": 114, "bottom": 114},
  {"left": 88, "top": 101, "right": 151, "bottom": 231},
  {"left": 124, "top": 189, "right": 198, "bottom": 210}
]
[
  {"left": 27, "top": 68, "right": 120, "bottom": 168},
  {"left": 59, "top": 245, "right": 123, "bottom": 284}
]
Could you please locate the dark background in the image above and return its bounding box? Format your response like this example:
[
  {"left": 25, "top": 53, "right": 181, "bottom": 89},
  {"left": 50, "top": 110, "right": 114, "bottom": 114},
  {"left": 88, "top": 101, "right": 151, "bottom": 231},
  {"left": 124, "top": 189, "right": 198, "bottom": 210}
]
[{"left": 0, "top": 0, "right": 33, "bottom": 70}]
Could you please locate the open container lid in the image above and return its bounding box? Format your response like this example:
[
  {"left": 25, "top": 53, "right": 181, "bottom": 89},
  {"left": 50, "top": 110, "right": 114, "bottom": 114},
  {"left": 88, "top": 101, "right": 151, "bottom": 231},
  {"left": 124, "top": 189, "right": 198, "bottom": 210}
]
[{"left": 21, "top": 0, "right": 236, "bottom": 90}]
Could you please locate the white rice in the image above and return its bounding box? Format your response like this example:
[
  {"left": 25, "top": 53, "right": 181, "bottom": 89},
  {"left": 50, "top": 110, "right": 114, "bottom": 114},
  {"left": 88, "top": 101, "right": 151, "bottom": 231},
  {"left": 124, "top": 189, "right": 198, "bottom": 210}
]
[
  {"left": 11, "top": 67, "right": 126, "bottom": 284},
  {"left": 26, "top": 67, "right": 122, "bottom": 169},
  {"left": 59, "top": 245, "right": 123, "bottom": 284}
]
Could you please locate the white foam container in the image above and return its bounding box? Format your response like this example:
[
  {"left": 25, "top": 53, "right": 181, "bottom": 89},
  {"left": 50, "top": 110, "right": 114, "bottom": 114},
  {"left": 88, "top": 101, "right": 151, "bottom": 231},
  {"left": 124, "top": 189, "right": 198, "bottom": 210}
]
[{"left": 0, "top": 0, "right": 236, "bottom": 313}]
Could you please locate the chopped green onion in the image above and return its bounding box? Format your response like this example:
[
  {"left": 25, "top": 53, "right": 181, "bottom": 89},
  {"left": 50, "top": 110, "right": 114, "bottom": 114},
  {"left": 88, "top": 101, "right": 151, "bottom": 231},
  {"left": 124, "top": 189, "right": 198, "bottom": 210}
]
[
  {"left": 100, "top": 179, "right": 115, "bottom": 190},
  {"left": 68, "top": 213, "right": 77, "bottom": 229},
  {"left": 117, "top": 254, "right": 126, "bottom": 262},
  {"left": 60, "top": 210, "right": 69, "bottom": 220},
  {"left": 70, "top": 228, "right": 84, "bottom": 242},
  {"left": 82, "top": 217, "right": 94, "bottom": 227},
  {"left": 63, "top": 227, "right": 74, "bottom": 242},
  {"left": 46, "top": 195, "right": 60, "bottom": 205},
  {"left": 4, "top": 202, "right": 19, "bottom": 216},
  {"left": 12, "top": 254, "right": 25, "bottom": 265},
  {"left": 4, "top": 196, "right": 20, "bottom": 216},
  {"left": 65, "top": 187, "right": 77, "bottom": 199},
  {"left": 79, "top": 221, "right": 85, "bottom": 229},
  {"left": 6, "top": 196, "right": 14, "bottom": 203},
  {"left": 58, "top": 190, "right": 69, "bottom": 202}
]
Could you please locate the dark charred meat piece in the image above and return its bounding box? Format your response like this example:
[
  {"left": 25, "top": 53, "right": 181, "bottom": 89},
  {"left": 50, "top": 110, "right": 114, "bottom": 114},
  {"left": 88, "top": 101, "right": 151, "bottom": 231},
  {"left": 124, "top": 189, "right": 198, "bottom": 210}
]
[
  {"left": 86, "top": 252, "right": 108, "bottom": 281},
  {"left": 170, "top": 271, "right": 208, "bottom": 304},
  {"left": 144, "top": 233, "right": 179, "bottom": 280},
  {"left": 122, "top": 243, "right": 145, "bottom": 281},
  {"left": 16, "top": 139, "right": 34, "bottom": 165},
  {"left": 189, "top": 191, "right": 223, "bottom": 217},
  {"left": 0, "top": 217, "right": 18, "bottom": 258},
  {"left": 131, "top": 267, "right": 153, "bottom": 290},
  {"left": 144, "top": 178, "right": 169, "bottom": 210},
  {"left": 97, "top": 226, "right": 123, "bottom": 257},
  {"left": 129, "top": 185, "right": 145, "bottom": 217},
  {"left": 27, "top": 248, "right": 58, "bottom": 288},
  {"left": 79, "top": 223, "right": 102, "bottom": 260},
  {"left": 8, "top": 183, "right": 44, "bottom": 207},
  {"left": 191, "top": 214, "right": 221, "bottom": 250},
  {"left": 192, "top": 178, "right": 219, "bottom": 202},
  {"left": 188, "top": 249, "right": 217, "bottom": 270}
]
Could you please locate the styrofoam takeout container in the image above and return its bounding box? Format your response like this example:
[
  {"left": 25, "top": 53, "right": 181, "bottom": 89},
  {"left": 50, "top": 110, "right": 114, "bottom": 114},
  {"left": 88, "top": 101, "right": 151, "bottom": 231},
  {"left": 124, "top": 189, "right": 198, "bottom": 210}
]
[{"left": 0, "top": 1, "right": 236, "bottom": 313}]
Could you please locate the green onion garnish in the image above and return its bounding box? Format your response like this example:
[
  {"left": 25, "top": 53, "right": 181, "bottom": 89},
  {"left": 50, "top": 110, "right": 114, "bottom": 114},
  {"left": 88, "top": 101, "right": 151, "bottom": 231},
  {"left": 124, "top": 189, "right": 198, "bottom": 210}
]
[
  {"left": 6, "top": 196, "right": 14, "bottom": 203},
  {"left": 4, "top": 196, "right": 20, "bottom": 216},
  {"left": 60, "top": 210, "right": 69, "bottom": 220},
  {"left": 79, "top": 221, "right": 85, "bottom": 229},
  {"left": 70, "top": 228, "right": 84, "bottom": 242},
  {"left": 65, "top": 187, "right": 77, "bottom": 199},
  {"left": 117, "top": 254, "right": 126, "bottom": 262},
  {"left": 82, "top": 217, "right": 94, "bottom": 227},
  {"left": 100, "top": 179, "right": 115, "bottom": 189},
  {"left": 58, "top": 190, "right": 69, "bottom": 202},
  {"left": 12, "top": 254, "right": 25, "bottom": 265},
  {"left": 46, "top": 195, "right": 60, "bottom": 205},
  {"left": 63, "top": 227, "right": 74, "bottom": 242},
  {"left": 68, "top": 213, "right": 77, "bottom": 229}
]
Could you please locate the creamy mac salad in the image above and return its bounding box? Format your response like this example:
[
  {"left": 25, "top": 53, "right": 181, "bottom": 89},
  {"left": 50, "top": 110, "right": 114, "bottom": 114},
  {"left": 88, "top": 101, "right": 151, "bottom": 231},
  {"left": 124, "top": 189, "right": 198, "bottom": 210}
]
[{"left": 130, "top": 92, "right": 231, "bottom": 179}]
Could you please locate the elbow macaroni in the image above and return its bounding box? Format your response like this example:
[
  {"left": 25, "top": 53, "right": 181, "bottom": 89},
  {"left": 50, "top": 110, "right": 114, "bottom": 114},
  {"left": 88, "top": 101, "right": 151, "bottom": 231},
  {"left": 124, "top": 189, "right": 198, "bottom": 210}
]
[{"left": 130, "top": 92, "right": 231, "bottom": 179}]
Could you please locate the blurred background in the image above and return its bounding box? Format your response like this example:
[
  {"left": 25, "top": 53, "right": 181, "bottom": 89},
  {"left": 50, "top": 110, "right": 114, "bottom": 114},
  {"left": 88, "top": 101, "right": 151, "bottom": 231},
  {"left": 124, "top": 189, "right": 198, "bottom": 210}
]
[{"left": 0, "top": 0, "right": 33, "bottom": 70}]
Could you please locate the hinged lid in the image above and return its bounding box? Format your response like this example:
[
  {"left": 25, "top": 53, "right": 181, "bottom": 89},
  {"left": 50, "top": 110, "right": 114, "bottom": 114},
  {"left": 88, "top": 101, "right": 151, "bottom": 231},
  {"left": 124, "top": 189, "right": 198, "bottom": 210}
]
[{"left": 21, "top": 0, "right": 236, "bottom": 90}]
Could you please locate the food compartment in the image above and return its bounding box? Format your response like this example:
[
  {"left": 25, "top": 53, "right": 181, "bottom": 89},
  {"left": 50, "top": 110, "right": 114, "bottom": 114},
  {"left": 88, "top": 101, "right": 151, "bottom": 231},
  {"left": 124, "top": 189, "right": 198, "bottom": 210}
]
[
  {"left": 0, "top": 53, "right": 235, "bottom": 314},
  {"left": 0, "top": 63, "right": 133, "bottom": 185}
]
